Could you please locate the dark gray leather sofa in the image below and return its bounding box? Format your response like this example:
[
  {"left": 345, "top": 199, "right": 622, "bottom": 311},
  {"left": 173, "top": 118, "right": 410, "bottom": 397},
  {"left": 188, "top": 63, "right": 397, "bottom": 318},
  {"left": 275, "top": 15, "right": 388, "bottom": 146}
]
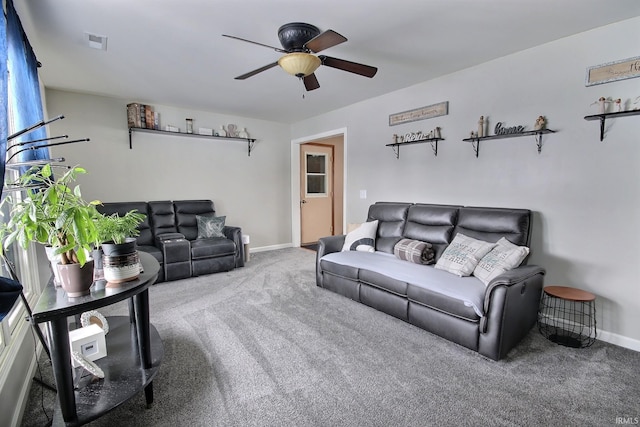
[
  {"left": 98, "top": 199, "right": 243, "bottom": 283},
  {"left": 316, "top": 202, "right": 545, "bottom": 360}
]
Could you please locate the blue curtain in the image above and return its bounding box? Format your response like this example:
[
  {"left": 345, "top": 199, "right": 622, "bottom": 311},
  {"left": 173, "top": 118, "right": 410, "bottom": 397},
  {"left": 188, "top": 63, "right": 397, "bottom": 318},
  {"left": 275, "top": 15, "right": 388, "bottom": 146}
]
[
  {"left": 6, "top": 0, "right": 48, "bottom": 166},
  {"left": 0, "top": 6, "right": 7, "bottom": 201}
]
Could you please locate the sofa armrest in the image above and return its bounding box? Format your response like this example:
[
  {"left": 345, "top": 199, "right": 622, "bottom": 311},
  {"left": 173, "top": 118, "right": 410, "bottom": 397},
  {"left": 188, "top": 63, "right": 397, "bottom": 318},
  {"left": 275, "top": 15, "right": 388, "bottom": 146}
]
[
  {"left": 223, "top": 226, "right": 244, "bottom": 268},
  {"left": 483, "top": 265, "right": 545, "bottom": 314},
  {"left": 317, "top": 235, "right": 345, "bottom": 258},
  {"left": 477, "top": 265, "right": 545, "bottom": 359},
  {"left": 155, "top": 232, "right": 186, "bottom": 245},
  {"left": 316, "top": 235, "right": 345, "bottom": 286}
]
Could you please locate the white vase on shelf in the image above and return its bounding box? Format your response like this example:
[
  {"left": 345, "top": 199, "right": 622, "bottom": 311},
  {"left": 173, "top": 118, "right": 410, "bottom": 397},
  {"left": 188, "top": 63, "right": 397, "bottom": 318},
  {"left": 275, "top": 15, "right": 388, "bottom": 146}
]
[
  {"left": 217, "top": 125, "right": 227, "bottom": 137},
  {"left": 238, "top": 128, "right": 249, "bottom": 138}
]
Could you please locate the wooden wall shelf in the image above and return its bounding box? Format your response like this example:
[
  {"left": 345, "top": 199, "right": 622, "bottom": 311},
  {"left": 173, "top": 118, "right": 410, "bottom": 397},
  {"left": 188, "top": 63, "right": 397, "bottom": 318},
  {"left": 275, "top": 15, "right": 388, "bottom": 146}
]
[{"left": 128, "top": 127, "right": 256, "bottom": 156}]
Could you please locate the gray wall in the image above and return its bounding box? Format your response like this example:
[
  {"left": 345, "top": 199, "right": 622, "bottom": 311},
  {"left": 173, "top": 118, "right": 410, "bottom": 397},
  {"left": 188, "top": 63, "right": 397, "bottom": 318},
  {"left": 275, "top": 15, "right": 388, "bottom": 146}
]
[
  {"left": 44, "top": 90, "right": 293, "bottom": 250},
  {"left": 291, "top": 17, "right": 640, "bottom": 347}
]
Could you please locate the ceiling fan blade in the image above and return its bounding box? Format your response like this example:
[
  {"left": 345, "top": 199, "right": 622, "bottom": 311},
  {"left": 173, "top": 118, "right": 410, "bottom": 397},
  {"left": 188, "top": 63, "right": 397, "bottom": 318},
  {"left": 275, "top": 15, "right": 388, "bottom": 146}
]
[
  {"left": 304, "top": 30, "right": 347, "bottom": 53},
  {"left": 234, "top": 62, "right": 279, "bottom": 80},
  {"left": 222, "top": 34, "right": 287, "bottom": 53},
  {"left": 303, "top": 73, "right": 320, "bottom": 91},
  {"left": 319, "top": 55, "right": 378, "bottom": 78}
]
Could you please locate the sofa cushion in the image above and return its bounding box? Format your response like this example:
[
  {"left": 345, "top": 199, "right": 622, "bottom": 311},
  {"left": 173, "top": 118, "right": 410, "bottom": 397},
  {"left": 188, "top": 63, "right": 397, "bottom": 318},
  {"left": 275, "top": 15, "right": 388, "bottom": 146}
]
[
  {"left": 367, "top": 202, "right": 411, "bottom": 253},
  {"left": 453, "top": 206, "right": 531, "bottom": 248},
  {"left": 342, "top": 220, "right": 378, "bottom": 252},
  {"left": 320, "top": 257, "right": 360, "bottom": 281},
  {"left": 137, "top": 245, "right": 163, "bottom": 265},
  {"left": 473, "top": 237, "right": 530, "bottom": 286},
  {"left": 434, "top": 233, "right": 496, "bottom": 277},
  {"left": 174, "top": 200, "right": 216, "bottom": 241},
  {"left": 393, "top": 239, "right": 435, "bottom": 265},
  {"left": 190, "top": 238, "right": 236, "bottom": 260},
  {"left": 196, "top": 215, "right": 226, "bottom": 239},
  {"left": 321, "top": 251, "right": 485, "bottom": 318},
  {"left": 148, "top": 201, "right": 177, "bottom": 239},
  {"left": 404, "top": 204, "right": 460, "bottom": 261}
]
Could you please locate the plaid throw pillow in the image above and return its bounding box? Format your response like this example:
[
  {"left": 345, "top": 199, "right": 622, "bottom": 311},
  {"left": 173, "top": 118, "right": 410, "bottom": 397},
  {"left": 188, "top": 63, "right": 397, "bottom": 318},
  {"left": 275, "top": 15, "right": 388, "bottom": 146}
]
[{"left": 393, "top": 239, "right": 435, "bottom": 265}]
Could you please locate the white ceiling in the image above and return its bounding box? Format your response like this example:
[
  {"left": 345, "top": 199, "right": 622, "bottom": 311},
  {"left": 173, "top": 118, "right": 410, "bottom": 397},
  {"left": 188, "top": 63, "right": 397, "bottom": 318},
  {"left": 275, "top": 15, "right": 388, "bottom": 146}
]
[{"left": 15, "top": 0, "right": 640, "bottom": 124}]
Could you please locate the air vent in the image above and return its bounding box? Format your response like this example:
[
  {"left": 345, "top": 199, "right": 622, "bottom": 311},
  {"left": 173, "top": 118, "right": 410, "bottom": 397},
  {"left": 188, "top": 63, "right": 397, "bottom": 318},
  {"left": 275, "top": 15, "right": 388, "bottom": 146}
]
[{"left": 84, "top": 32, "right": 107, "bottom": 50}]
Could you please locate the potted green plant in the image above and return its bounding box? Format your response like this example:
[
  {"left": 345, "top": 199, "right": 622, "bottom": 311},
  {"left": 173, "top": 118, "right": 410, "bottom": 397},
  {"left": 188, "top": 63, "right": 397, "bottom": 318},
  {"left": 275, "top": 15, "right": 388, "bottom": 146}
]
[
  {"left": 93, "top": 210, "right": 146, "bottom": 283},
  {"left": 94, "top": 210, "right": 146, "bottom": 255},
  {"left": 0, "top": 164, "right": 101, "bottom": 296}
]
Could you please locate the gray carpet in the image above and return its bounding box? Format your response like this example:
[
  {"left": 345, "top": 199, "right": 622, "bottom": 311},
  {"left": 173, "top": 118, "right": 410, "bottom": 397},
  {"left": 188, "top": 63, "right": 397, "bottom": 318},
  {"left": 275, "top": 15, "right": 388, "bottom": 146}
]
[{"left": 21, "top": 248, "right": 640, "bottom": 426}]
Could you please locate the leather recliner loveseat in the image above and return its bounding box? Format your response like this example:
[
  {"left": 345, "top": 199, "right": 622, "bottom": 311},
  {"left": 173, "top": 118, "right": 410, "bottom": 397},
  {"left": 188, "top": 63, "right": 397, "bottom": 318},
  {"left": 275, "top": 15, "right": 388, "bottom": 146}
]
[
  {"left": 98, "top": 199, "right": 244, "bottom": 283},
  {"left": 316, "top": 202, "right": 545, "bottom": 360}
]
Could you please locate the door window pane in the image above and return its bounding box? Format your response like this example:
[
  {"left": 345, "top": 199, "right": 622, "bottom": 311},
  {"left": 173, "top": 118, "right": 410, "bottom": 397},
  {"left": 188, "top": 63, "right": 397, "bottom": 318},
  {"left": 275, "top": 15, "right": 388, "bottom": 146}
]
[{"left": 306, "top": 153, "right": 327, "bottom": 196}]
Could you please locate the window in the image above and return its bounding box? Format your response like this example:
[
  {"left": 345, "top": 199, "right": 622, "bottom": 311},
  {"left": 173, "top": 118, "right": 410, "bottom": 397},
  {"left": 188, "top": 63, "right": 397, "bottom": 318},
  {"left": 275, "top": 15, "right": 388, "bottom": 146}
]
[{"left": 305, "top": 153, "right": 328, "bottom": 197}]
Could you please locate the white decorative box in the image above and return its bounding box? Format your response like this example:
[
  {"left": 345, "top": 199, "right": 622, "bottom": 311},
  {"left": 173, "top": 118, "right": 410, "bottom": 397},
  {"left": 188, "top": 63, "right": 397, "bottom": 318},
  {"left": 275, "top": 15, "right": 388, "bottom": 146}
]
[
  {"left": 198, "top": 127, "right": 213, "bottom": 136},
  {"left": 165, "top": 125, "right": 180, "bottom": 132},
  {"left": 68, "top": 324, "right": 107, "bottom": 367}
]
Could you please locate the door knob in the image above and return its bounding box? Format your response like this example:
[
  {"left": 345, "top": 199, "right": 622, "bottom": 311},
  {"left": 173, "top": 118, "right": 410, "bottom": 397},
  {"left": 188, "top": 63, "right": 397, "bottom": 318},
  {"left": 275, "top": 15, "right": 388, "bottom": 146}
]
[{"left": 300, "top": 199, "right": 307, "bottom": 204}]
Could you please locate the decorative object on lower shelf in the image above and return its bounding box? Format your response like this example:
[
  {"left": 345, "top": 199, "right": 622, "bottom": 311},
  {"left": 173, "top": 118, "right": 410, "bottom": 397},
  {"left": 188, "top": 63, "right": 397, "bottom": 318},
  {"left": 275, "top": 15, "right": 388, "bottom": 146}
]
[
  {"left": 227, "top": 123, "right": 238, "bottom": 137},
  {"left": 186, "top": 118, "right": 193, "bottom": 134},
  {"left": 199, "top": 127, "right": 213, "bottom": 136},
  {"left": 69, "top": 324, "right": 107, "bottom": 367},
  {"left": 81, "top": 310, "right": 110, "bottom": 334},
  {"left": 71, "top": 350, "right": 105, "bottom": 379},
  {"left": 217, "top": 125, "right": 227, "bottom": 137},
  {"left": 238, "top": 127, "right": 249, "bottom": 138}
]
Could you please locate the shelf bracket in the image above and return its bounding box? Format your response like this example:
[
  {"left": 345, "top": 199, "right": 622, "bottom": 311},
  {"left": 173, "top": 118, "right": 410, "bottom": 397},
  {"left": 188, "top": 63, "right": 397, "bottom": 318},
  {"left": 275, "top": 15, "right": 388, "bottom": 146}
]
[
  {"left": 535, "top": 133, "right": 543, "bottom": 154},
  {"left": 129, "top": 128, "right": 133, "bottom": 149},
  {"left": 391, "top": 144, "right": 400, "bottom": 159},
  {"left": 598, "top": 116, "right": 606, "bottom": 142},
  {"left": 247, "top": 139, "right": 255, "bottom": 157},
  {"left": 471, "top": 138, "right": 479, "bottom": 158},
  {"left": 430, "top": 140, "right": 438, "bottom": 156}
]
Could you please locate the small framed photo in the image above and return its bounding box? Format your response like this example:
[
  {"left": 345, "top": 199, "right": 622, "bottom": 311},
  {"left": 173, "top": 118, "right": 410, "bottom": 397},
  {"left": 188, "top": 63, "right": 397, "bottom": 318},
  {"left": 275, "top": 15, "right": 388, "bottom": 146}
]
[{"left": 69, "top": 324, "right": 107, "bottom": 367}]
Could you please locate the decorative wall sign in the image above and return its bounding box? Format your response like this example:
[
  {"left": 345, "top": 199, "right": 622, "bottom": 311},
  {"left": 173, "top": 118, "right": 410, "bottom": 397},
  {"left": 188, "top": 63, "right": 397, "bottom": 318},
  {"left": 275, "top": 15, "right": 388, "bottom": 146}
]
[
  {"left": 585, "top": 56, "right": 640, "bottom": 86},
  {"left": 494, "top": 122, "right": 526, "bottom": 135},
  {"left": 389, "top": 101, "right": 448, "bottom": 126}
]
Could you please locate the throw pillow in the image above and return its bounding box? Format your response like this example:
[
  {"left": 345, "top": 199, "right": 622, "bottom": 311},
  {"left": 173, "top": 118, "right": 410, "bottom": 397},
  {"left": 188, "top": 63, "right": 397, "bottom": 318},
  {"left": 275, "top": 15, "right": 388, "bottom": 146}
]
[
  {"left": 341, "top": 220, "right": 379, "bottom": 252},
  {"left": 434, "top": 233, "right": 496, "bottom": 277},
  {"left": 473, "top": 237, "right": 530, "bottom": 286},
  {"left": 393, "top": 239, "right": 435, "bottom": 265},
  {"left": 196, "top": 215, "right": 226, "bottom": 239}
]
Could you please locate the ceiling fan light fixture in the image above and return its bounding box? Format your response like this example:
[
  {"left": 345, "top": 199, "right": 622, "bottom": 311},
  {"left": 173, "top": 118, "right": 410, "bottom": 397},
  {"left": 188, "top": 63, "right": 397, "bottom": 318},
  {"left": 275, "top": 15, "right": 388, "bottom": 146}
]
[{"left": 278, "top": 53, "right": 321, "bottom": 78}]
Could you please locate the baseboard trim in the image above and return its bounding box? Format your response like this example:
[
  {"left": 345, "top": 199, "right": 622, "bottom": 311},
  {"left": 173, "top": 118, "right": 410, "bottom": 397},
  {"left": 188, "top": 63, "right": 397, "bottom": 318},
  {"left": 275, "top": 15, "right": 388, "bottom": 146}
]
[
  {"left": 597, "top": 329, "right": 640, "bottom": 352},
  {"left": 251, "top": 243, "right": 293, "bottom": 253}
]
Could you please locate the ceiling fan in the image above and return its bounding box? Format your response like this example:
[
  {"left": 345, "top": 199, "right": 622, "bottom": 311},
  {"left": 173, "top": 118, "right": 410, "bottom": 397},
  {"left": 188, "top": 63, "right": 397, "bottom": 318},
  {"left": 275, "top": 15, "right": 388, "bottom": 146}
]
[{"left": 223, "top": 22, "right": 378, "bottom": 91}]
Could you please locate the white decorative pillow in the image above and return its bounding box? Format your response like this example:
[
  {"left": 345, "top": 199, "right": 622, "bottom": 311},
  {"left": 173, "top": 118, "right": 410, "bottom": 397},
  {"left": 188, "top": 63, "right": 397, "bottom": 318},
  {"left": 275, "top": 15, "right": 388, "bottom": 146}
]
[
  {"left": 473, "top": 237, "right": 530, "bottom": 286},
  {"left": 434, "top": 233, "right": 496, "bottom": 277},
  {"left": 342, "top": 220, "right": 378, "bottom": 252}
]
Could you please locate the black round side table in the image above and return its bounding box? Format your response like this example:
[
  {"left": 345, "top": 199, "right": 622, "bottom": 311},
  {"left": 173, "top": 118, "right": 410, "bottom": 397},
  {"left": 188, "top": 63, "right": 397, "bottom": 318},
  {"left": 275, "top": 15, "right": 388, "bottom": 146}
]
[{"left": 538, "top": 285, "right": 597, "bottom": 348}]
